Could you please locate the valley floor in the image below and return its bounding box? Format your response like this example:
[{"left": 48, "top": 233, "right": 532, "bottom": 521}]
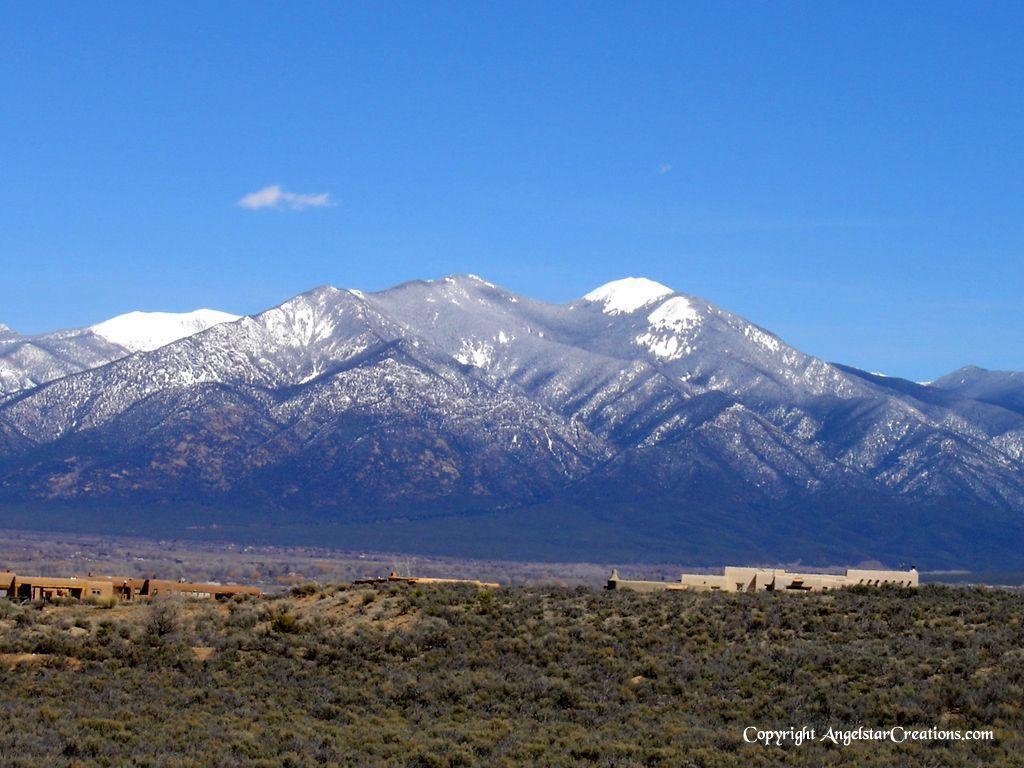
[{"left": 0, "top": 581, "right": 1021, "bottom": 766}]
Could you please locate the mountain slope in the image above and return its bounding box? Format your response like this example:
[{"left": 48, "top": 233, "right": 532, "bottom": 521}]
[
  {"left": 0, "top": 308, "right": 238, "bottom": 396},
  {"left": 0, "top": 275, "right": 1022, "bottom": 568},
  {"left": 932, "top": 366, "right": 1024, "bottom": 416},
  {"left": 0, "top": 286, "right": 606, "bottom": 511}
]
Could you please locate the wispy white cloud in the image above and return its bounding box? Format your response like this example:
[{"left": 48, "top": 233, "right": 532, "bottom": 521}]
[
  {"left": 237, "top": 185, "right": 333, "bottom": 211},
  {"left": 658, "top": 163, "right": 673, "bottom": 175}
]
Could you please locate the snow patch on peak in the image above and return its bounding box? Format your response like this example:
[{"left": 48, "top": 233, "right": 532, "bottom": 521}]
[
  {"left": 348, "top": 289, "right": 366, "bottom": 299},
  {"left": 647, "top": 296, "right": 700, "bottom": 333},
  {"left": 262, "top": 299, "right": 339, "bottom": 348},
  {"left": 583, "top": 277, "right": 674, "bottom": 315},
  {"left": 302, "top": 285, "right": 343, "bottom": 301},
  {"left": 634, "top": 296, "right": 701, "bottom": 360},
  {"left": 91, "top": 309, "right": 240, "bottom": 352}
]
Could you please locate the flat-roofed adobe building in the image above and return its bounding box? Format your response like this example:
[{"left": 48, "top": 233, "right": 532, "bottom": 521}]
[
  {"left": 91, "top": 576, "right": 148, "bottom": 601},
  {"left": 143, "top": 579, "right": 263, "bottom": 600},
  {"left": 608, "top": 565, "right": 919, "bottom": 593},
  {"left": 0, "top": 572, "right": 263, "bottom": 602},
  {"left": 0, "top": 572, "right": 15, "bottom": 599},
  {"left": 600, "top": 570, "right": 694, "bottom": 593},
  {"left": 12, "top": 575, "right": 114, "bottom": 602}
]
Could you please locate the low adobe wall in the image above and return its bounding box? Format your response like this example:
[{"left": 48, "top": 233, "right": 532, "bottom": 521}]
[{"left": 608, "top": 566, "right": 919, "bottom": 593}]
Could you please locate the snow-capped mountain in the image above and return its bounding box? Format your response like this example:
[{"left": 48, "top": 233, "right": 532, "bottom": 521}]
[
  {"left": 0, "top": 308, "right": 238, "bottom": 396},
  {"left": 89, "top": 308, "right": 240, "bottom": 352},
  {"left": 0, "top": 276, "right": 1022, "bottom": 568},
  {"left": 582, "top": 276, "right": 675, "bottom": 314}
]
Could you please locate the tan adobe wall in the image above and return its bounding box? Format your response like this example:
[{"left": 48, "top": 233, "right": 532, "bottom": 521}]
[
  {"left": 11, "top": 576, "right": 114, "bottom": 601},
  {"left": 0, "top": 573, "right": 263, "bottom": 602},
  {"left": 145, "top": 579, "right": 263, "bottom": 598},
  {"left": 607, "top": 568, "right": 721, "bottom": 592},
  {"left": 609, "top": 565, "right": 920, "bottom": 593},
  {"left": 678, "top": 573, "right": 728, "bottom": 591},
  {"left": 90, "top": 576, "right": 149, "bottom": 600}
]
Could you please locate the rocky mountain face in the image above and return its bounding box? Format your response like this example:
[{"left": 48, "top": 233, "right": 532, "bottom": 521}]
[
  {"left": 0, "top": 309, "right": 238, "bottom": 396},
  {"left": 1, "top": 276, "right": 1022, "bottom": 568},
  {"left": 0, "top": 324, "right": 129, "bottom": 396}
]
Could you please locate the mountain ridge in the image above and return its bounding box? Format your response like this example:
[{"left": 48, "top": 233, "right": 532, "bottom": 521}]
[{"left": 1, "top": 274, "right": 1022, "bottom": 568}]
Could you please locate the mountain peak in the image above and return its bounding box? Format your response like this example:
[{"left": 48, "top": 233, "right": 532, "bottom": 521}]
[
  {"left": 932, "top": 364, "right": 1024, "bottom": 390},
  {"left": 582, "top": 277, "right": 674, "bottom": 315},
  {"left": 930, "top": 365, "right": 989, "bottom": 387},
  {"left": 434, "top": 273, "right": 500, "bottom": 291},
  {"left": 458, "top": 273, "right": 495, "bottom": 286},
  {"left": 2, "top": 275, "right": 1024, "bottom": 569},
  {"left": 309, "top": 284, "right": 343, "bottom": 296},
  {"left": 90, "top": 308, "right": 240, "bottom": 352}
]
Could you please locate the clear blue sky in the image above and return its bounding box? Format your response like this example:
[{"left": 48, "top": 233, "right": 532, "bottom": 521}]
[{"left": 2, "top": 2, "right": 1022, "bottom": 380}]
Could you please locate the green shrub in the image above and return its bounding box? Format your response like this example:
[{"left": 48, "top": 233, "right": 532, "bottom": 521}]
[{"left": 290, "top": 582, "right": 319, "bottom": 598}]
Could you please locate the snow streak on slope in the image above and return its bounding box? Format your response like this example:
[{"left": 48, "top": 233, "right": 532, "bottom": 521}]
[{"left": 90, "top": 309, "right": 240, "bottom": 352}]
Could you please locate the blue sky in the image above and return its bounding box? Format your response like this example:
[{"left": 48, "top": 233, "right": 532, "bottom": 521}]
[{"left": 2, "top": 2, "right": 1022, "bottom": 380}]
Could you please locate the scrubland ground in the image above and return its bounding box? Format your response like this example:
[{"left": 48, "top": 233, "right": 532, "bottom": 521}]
[{"left": 0, "top": 583, "right": 1021, "bottom": 767}]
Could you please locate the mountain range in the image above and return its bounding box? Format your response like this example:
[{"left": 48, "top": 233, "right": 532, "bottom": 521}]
[{"left": 2, "top": 275, "right": 1023, "bottom": 569}]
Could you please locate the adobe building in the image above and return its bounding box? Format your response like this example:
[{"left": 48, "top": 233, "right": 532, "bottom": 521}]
[
  {"left": 90, "top": 576, "right": 149, "bottom": 601},
  {"left": 0, "top": 572, "right": 15, "bottom": 599},
  {"left": 0, "top": 572, "right": 263, "bottom": 602},
  {"left": 10, "top": 575, "right": 115, "bottom": 602},
  {"left": 607, "top": 565, "right": 919, "bottom": 593},
  {"left": 143, "top": 579, "right": 263, "bottom": 600}
]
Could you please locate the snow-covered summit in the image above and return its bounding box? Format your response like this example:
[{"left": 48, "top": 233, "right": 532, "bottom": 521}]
[
  {"left": 583, "top": 277, "right": 675, "bottom": 315},
  {"left": 90, "top": 309, "right": 241, "bottom": 352}
]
